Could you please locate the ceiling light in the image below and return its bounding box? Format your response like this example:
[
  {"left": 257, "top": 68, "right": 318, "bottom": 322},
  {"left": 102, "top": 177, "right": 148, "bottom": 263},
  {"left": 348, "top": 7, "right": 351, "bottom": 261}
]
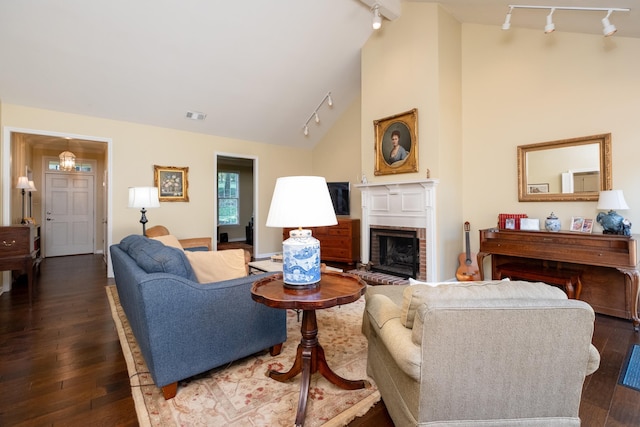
[
  {"left": 502, "top": 7, "right": 513, "bottom": 30},
  {"left": 302, "top": 92, "right": 333, "bottom": 137},
  {"left": 372, "top": 5, "right": 382, "bottom": 30},
  {"left": 59, "top": 150, "right": 76, "bottom": 171},
  {"left": 544, "top": 8, "right": 555, "bottom": 34},
  {"left": 602, "top": 10, "right": 617, "bottom": 36},
  {"left": 502, "top": 5, "right": 629, "bottom": 37}
]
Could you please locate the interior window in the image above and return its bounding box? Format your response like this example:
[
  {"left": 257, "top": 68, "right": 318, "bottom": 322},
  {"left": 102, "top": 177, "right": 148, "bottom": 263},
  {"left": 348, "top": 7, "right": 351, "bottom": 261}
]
[{"left": 218, "top": 172, "right": 239, "bottom": 225}]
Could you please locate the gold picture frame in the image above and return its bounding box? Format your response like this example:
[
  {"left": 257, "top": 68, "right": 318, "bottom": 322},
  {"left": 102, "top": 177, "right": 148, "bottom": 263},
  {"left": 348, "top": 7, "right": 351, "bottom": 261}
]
[
  {"left": 154, "top": 165, "right": 189, "bottom": 202},
  {"left": 374, "top": 108, "right": 418, "bottom": 176}
]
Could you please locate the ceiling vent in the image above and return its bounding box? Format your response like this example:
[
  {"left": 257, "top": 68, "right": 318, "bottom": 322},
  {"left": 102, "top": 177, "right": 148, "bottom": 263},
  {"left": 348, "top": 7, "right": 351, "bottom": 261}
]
[{"left": 185, "top": 111, "right": 207, "bottom": 120}]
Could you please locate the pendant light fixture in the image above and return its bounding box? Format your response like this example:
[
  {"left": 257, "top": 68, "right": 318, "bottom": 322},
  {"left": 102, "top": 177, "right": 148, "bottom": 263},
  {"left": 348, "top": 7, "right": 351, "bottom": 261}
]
[{"left": 59, "top": 138, "right": 76, "bottom": 171}]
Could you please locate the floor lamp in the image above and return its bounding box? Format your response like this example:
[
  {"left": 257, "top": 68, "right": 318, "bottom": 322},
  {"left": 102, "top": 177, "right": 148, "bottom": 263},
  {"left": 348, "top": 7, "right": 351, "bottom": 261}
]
[
  {"left": 128, "top": 187, "right": 160, "bottom": 236},
  {"left": 27, "top": 180, "right": 37, "bottom": 218},
  {"left": 16, "top": 176, "right": 30, "bottom": 224}
]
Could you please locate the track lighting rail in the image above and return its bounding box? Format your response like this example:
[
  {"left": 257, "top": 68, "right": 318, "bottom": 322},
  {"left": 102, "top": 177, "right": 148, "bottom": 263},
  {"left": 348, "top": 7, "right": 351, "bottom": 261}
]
[{"left": 303, "top": 92, "right": 333, "bottom": 136}]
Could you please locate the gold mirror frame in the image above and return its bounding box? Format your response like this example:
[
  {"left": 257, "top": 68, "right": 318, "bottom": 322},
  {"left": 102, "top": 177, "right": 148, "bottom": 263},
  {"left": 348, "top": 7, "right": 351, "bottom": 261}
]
[{"left": 517, "top": 133, "right": 612, "bottom": 202}]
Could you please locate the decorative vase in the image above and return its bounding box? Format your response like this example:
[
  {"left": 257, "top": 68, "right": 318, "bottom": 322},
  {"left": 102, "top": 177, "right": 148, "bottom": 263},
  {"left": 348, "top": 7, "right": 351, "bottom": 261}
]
[{"left": 545, "top": 212, "right": 561, "bottom": 232}]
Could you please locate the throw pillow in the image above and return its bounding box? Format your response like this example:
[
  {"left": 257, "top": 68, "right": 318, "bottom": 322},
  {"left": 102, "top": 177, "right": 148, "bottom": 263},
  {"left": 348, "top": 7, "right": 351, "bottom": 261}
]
[
  {"left": 185, "top": 249, "right": 247, "bottom": 283},
  {"left": 151, "top": 234, "right": 184, "bottom": 250},
  {"left": 119, "top": 234, "right": 197, "bottom": 281}
]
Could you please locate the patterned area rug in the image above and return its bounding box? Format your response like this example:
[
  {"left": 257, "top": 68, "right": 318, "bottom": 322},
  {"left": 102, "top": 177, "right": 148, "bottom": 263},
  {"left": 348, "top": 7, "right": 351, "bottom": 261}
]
[{"left": 106, "top": 285, "right": 379, "bottom": 426}]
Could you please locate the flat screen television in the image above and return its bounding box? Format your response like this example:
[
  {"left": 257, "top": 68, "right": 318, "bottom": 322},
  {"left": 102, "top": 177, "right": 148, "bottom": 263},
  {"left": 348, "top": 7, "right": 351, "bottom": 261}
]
[{"left": 327, "top": 182, "right": 350, "bottom": 216}]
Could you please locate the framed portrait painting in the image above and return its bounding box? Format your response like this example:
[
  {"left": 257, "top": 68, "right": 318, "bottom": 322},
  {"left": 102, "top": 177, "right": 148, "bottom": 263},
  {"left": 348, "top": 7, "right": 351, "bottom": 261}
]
[
  {"left": 154, "top": 165, "right": 189, "bottom": 202},
  {"left": 374, "top": 108, "right": 418, "bottom": 176}
]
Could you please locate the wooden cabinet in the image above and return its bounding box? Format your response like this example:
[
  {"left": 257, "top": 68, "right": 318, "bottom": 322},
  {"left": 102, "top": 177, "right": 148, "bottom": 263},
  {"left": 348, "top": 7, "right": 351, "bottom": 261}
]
[
  {"left": 478, "top": 228, "right": 639, "bottom": 329},
  {"left": 284, "top": 218, "right": 360, "bottom": 265},
  {"left": 0, "top": 225, "right": 41, "bottom": 305}
]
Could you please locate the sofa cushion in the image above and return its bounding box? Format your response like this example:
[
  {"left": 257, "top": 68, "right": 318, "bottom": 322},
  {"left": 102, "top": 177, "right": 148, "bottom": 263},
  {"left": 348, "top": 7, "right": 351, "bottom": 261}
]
[
  {"left": 151, "top": 234, "right": 184, "bottom": 250},
  {"left": 400, "top": 279, "right": 567, "bottom": 328},
  {"left": 119, "top": 234, "right": 197, "bottom": 281},
  {"left": 184, "top": 249, "right": 247, "bottom": 283}
]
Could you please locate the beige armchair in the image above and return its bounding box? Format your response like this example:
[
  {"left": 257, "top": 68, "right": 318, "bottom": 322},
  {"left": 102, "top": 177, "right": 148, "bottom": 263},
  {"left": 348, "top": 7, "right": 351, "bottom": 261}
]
[
  {"left": 146, "top": 225, "right": 212, "bottom": 251},
  {"left": 363, "top": 280, "right": 600, "bottom": 427}
]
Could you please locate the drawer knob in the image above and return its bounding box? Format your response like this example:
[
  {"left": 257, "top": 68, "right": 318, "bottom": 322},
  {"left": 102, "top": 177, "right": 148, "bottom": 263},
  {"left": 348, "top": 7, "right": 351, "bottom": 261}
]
[{"left": 2, "top": 240, "right": 16, "bottom": 247}]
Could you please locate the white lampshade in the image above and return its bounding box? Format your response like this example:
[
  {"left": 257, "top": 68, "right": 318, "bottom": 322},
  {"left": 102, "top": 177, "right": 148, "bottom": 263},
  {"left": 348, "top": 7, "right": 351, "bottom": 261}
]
[
  {"left": 266, "top": 176, "right": 337, "bottom": 287},
  {"left": 16, "top": 176, "right": 30, "bottom": 189},
  {"left": 27, "top": 180, "right": 37, "bottom": 192},
  {"left": 266, "top": 176, "right": 337, "bottom": 228},
  {"left": 597, "top": 190, "right": 629, "bottom": 211},
  {"left": 128, "top": 187, "right": 160, "bottom": 209}
]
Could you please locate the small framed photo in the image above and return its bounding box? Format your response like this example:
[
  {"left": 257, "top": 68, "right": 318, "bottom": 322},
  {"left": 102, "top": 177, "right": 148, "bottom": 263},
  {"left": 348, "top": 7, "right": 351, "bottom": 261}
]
[
  {"left": 154, "top": 165, "right": 189, "bottom": 202},
  {"left": 520, "top": 218, "right": 540, "bottom": 231},
  {"left": 570, "top": 217, "right": 584, "bottom": 232},
  {"left": 581, "top": 218, "right": 594, "bottom": 234},
  {"left": 505, "top": 218, "right": 516, "bottom": 230},
  {"left": 527, "top": 183, "right": 549, "bottom": 194}
]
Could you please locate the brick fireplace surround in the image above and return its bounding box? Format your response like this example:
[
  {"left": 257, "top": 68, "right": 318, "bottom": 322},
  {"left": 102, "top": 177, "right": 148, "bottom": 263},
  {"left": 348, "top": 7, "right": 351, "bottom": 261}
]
[{"left": 351, "top": 179, "right": 439, "bottom": 284}]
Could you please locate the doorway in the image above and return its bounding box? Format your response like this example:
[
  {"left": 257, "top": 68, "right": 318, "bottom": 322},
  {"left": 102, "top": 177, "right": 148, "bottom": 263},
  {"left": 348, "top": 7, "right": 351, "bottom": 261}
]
[
  {"left": 215, "top": 154, "right": 257, "bottom": 257},
  {"left": 2, "top": 127, "right": 113, "bottom": 277}
]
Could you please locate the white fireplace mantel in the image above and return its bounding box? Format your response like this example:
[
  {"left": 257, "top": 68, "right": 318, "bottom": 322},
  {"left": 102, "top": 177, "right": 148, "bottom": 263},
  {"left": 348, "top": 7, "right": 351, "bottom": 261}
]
[{"left": 355, "top": 179, "right": 439, "bottom": 281}]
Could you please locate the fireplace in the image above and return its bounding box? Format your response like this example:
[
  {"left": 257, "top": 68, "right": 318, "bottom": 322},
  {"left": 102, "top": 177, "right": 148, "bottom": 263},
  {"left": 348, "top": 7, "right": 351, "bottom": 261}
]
[
  {"left": 355, "top": 179, "right": 438, "bottom": 281},
  {"left": 370, "top": 228, "right": 419, "bottom": 279}
]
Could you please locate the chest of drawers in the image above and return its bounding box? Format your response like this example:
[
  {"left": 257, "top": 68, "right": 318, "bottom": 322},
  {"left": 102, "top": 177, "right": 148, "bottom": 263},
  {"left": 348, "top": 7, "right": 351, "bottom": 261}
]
[
  {"left": 0, "top": 225, "right": 41, "bottom": 305},
  {"left": 283, "top": 218, "right": 360, "bottom": 264}
]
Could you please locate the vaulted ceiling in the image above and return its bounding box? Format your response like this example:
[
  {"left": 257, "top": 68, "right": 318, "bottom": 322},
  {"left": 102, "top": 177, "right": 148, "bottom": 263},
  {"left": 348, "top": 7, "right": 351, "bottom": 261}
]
[{"left": 1, "top": 1, "right": 637, "bottom": 151}]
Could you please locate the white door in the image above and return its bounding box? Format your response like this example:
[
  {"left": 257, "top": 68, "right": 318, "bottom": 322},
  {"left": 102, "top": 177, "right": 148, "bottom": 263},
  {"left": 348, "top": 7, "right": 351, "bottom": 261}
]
[{"left": 45, "top": 173, "right": 95, "bottom": 257}]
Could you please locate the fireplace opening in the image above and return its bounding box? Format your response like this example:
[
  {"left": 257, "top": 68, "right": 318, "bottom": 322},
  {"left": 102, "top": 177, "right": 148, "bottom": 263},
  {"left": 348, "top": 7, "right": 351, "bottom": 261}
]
[{"left": 370, "top": 228, "right": 419, "bottom": 279}]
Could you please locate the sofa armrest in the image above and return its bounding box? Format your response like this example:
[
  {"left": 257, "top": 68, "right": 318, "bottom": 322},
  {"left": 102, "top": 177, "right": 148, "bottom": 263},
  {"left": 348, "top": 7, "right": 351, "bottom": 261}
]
[{"left": 179, "top": 237, "right": 212, "bottom": 251}]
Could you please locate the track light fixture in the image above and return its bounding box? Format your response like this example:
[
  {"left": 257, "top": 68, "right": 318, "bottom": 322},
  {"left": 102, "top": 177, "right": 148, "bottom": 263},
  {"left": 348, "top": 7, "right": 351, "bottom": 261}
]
[
  {"left": 302, "top": 92, "right": 334, "bottom": 137},
  {"left": 502, "top": 7, "right": 513, "bottom": 30},
  {"left": 544, "top": 8, "right": 555, "bottom": 34},
  {"left": 602, "top": 10, "right": 617, "bottom": 37},
  {"left": 372, "top": 4, "right": 382, "bottom": 30},
  {"left": 502, "top": 5, "right": 629, "bottom": 36}
]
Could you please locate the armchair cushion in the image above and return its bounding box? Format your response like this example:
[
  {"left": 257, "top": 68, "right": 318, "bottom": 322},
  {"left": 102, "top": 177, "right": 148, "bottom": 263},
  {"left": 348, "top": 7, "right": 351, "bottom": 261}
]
[
  {"left": 184, "top": 249, "right": 247, "bottom": 283},
  {"left": 400, "top": 279, "right": 566, "bottom": 328}
]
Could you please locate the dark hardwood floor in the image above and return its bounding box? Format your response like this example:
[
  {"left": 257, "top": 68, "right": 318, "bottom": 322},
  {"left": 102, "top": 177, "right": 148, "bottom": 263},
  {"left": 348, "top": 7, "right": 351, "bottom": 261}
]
[{"left": 0, "top": 255, "right": 639, "bottom": 426}]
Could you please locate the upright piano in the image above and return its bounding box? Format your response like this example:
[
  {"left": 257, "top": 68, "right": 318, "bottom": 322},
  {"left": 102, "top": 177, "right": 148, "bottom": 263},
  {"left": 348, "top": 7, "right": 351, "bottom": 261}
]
[{"left": 478, "top": 228, "right": 639, "bottom": 329}]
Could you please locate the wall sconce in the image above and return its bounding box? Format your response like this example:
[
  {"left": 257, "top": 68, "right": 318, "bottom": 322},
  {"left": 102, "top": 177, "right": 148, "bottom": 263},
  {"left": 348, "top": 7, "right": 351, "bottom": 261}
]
[{"left": 501, "top": 5, "right": 630, "bottom": 37}]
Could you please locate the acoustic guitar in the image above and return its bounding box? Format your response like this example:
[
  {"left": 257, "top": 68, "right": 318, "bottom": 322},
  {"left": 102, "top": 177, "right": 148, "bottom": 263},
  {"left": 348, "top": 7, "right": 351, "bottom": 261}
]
[{"left": 456, "top": 221, "right": 481, "bottom": 281}]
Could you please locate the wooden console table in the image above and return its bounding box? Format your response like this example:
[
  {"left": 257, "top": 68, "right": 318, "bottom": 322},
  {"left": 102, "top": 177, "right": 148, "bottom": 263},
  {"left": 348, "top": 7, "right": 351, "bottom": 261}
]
[
  {"left": 478, "top": 228, "right": 639, "bottom": 330},
  {"left": 0, "top": 225, "right": 41, "bottom": 306}
]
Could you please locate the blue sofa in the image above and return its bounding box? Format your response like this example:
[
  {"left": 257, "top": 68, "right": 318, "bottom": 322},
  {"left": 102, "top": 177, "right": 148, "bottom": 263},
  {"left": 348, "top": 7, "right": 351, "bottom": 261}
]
[{"left": 110, "top": 234, "right": 287, "bottom": 399}]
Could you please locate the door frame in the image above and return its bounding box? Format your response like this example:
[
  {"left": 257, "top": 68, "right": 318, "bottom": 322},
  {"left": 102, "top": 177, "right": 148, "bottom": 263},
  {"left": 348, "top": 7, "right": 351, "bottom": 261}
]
[
  {"left": 214, "top": 152, "right": 258, "bottom": 258},
  {"left": 2, "top": 126, "right": 113, "bottom": 279}
]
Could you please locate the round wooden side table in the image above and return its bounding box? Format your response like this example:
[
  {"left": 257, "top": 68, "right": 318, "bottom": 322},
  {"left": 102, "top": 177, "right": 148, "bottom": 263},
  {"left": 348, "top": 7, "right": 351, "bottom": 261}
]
[{"left": 251, "top": 271, "right": 370, "bottom": 427}]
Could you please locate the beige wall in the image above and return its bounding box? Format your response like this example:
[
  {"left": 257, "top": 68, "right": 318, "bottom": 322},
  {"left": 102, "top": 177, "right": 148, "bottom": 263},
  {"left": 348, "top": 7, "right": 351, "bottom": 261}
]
[
  {"left": 361, "top": 3, "right": 463, "bottom": 280},
  {"left": 462, "top": 24, "right": 640, "bottom": 258},
  {"left": 312, "top": 95, "right": 362, "bottom": 220},
  {"left": 0, "top": 104, "right": 313, "bottom": 262},
  {"left": 3, "top": 7, "right": 640, "bottom": 282}
]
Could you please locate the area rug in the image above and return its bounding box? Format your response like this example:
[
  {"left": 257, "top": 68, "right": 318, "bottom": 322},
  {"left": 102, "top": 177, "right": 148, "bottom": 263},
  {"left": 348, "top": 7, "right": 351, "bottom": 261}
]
[
  {"left": 106, "top": 285, "right": 379, "bottom": 426},
  {"left": 619, "top": 344, "right": 640, "bottom": 392}
]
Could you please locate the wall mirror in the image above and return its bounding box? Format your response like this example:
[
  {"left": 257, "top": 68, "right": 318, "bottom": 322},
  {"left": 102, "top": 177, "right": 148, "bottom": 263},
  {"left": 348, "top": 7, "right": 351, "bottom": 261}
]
[{"left": 518, "top": 133, "right": 612, "bottom": 202}]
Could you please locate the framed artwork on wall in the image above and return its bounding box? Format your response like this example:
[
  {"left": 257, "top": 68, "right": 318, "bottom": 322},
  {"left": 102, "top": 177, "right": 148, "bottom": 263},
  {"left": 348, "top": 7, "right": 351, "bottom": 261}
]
[
  {"left": 374, "top": 108, "right": 418, "bottom": 176},
  {"left": 154, "top": 165, "right": 189, "bottom": 202}
]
